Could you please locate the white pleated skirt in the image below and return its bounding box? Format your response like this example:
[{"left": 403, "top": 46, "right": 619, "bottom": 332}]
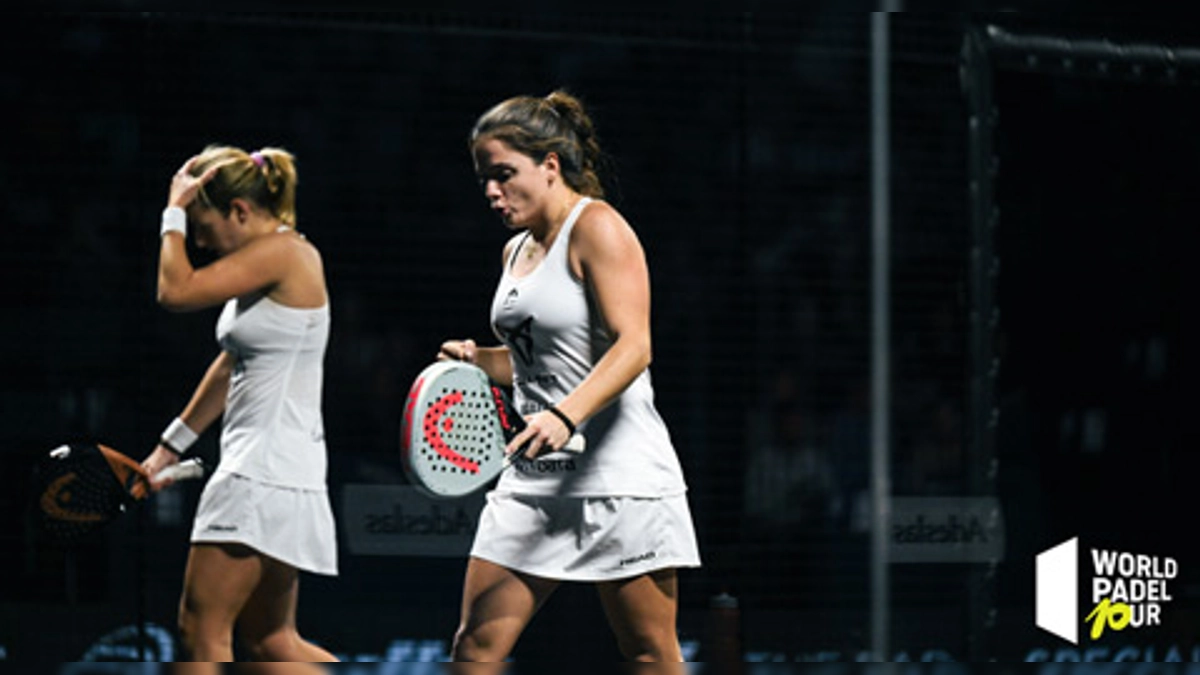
[
  {"left": 470, "top": 491, "right": 702, "bottom": 582},
  {"left": 191, "top": 470, "right": 338, "bottom": 576}
]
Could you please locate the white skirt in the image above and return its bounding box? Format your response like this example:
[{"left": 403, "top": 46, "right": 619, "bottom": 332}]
[
  {"left": 470, "top": 491, "right": 702, "bottom": 582},
  {"left": 191, "top": 470, "right": 338, "bottom": 576}
]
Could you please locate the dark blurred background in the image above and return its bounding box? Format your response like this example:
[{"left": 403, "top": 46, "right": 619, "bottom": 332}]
[{"left": 2, "top": 9, "right": 1199, "bottom": 666}]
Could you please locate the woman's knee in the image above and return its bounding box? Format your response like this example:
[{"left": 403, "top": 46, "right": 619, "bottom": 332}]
[
  {"left": 177, "top": 597, "right": 197, "bottom": 644},
  {"left": 177, "top": 606, "right": 233, "bottom": 659},
  {"left": 237, "top": 627, "right": 294, "bottom": 661},
  {"left": 615, "top": 625, "right": 682, "bottom": 662},
  {"left": 452, "top": 622, "right": 511, "bottom": 662},
  {"left": 456, "top": 614, "right": 528, "bottom": 662}
]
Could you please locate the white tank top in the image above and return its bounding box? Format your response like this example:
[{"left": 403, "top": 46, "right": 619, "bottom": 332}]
[
  {"left": 215, "top": 293, "right": 330, "bottom": 490},
  {"left": 489, "top": 197, "right": 688, "bottom": 497}
]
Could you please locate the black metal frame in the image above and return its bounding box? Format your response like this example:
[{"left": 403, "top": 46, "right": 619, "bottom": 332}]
[{"left": 960, "top": 21, "right": 1200, "bottom": 660}]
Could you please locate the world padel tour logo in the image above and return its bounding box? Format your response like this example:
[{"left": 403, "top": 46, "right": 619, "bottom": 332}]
[{"left": 1036, "top": 537, "right": 1178, "bottom": 644}]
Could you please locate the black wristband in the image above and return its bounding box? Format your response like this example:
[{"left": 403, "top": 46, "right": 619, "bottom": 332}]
[{"left": 546, "top": 405, "right": 576, "bottom": 436}]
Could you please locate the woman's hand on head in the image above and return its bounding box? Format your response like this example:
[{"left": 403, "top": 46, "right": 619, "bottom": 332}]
[{"left": 167, "top": 155, "right": 226, "bottom": 209}]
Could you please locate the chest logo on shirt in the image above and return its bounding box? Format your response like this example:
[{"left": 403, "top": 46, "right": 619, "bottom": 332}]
[
  {"left": 497, "top": 316, "right": 535, "bottom": 366},
  {"left": 502, "top": 288, "right": 519, "bottom": 309},
  {"left": 230, "top": 351, "right": 247, "bottom": 380}
]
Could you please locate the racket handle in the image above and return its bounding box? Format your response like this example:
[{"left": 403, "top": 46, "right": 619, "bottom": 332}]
[
  {"left": 155, "top": 458, "right": 205, "bottom": 482},
  {"left": 502, "top": 433, "right": 587, "bottom": 469},
  {"left": 563, "top": 433, "right": 586, "bottom": 453}
]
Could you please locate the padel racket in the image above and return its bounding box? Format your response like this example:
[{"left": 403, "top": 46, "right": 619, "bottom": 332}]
[
  {"left": 32, "top": 441, "right": 206, "bottom": 544},
  {"left": 400, "top": 360, "right": 585, "bottom": 499}
]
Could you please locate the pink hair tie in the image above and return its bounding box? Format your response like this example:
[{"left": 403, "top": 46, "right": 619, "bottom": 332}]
[{"left": 250, "top": 151, "right": 265, "bottom": 168}]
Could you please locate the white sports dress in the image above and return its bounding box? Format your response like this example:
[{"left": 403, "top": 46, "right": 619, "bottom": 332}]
[
  {"left": 190, "top": 291, "right": 337, "bottom": 576},
  {"left": 470, "top": 197, "right": 701, "bottom": 581}
]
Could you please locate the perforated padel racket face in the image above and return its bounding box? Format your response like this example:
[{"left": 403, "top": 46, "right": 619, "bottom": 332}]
[
  {"left": 32, "top": 442, "right": 146, "bottom": 544},
  {"left": 401, "top": 361, "right": 513, "bottom": 499}
]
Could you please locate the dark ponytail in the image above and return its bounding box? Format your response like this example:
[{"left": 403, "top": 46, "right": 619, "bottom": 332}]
[{"left": 470, "top": 89, "right": 610, "bottom": 198}]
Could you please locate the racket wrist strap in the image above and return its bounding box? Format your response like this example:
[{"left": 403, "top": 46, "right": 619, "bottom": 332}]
[
  {"left": 161, "top": 417, "right": 198, "bottom": 456},
  {"left": 161, "top": 206, "right": 187, "bottom": 238},
  {"left": 546, "top": 405, "right": 576, "bottom": 436}
]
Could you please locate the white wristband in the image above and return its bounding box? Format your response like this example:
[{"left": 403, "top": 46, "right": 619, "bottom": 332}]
[
  {"left": 161, "top": 206, "right": 187, "bottom": 237},
  {"left": 161, "top": 417, "right": 198, "bottom": 455}
]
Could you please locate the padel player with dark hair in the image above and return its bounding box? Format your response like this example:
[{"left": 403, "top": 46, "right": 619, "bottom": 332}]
[
  {"left": 140, "top": 145, "right": 338, "bottom": 662},
  {"left": 437, "top": 89, "right": 701, "bottom": 662}
]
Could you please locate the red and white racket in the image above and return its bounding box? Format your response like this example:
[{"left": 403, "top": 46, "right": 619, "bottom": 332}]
[{"left": 400, "top": 360, "right": 585, "bottom": 499}]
